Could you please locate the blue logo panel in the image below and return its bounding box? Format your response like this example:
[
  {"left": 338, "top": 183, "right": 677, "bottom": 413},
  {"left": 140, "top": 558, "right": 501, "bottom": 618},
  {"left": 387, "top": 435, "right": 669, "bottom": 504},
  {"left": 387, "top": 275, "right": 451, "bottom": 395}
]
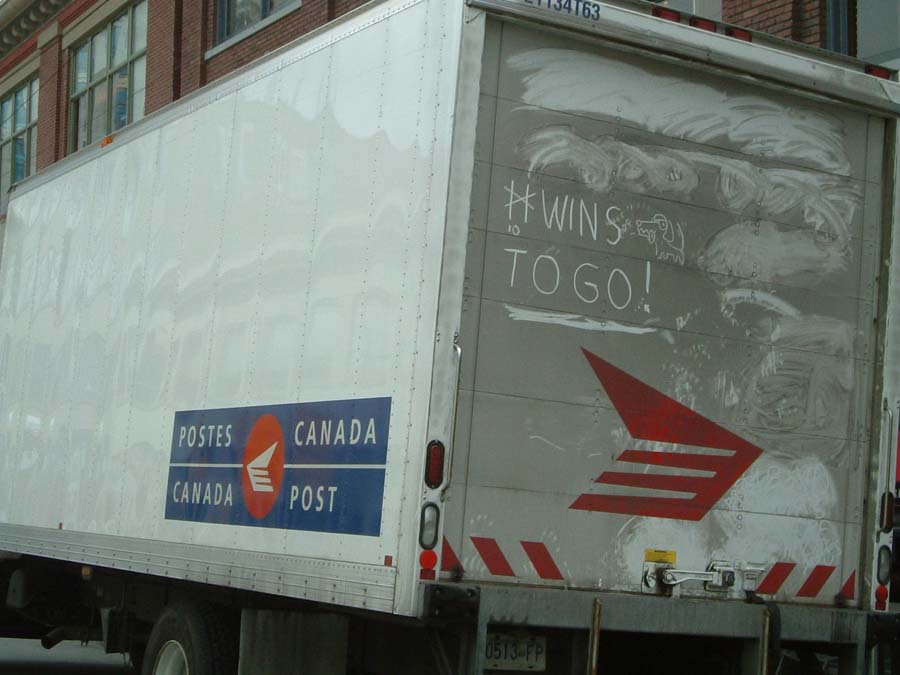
[{"left": 164, "top": 397, "right": 391, "bottom": 537}]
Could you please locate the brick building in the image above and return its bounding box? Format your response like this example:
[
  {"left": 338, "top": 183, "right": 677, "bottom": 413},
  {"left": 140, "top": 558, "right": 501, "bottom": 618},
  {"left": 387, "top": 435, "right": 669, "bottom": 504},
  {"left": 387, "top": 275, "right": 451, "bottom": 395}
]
[
  {"left": 0, "top": 0, "right": 369, "bottom": 212},
  {"left": 0, "top": 0, "right": 889, "bottom": 215},
  {"left": 721, "top": 0, "right": 857, "bottom": 54},
  {"left": 667, "top": 0, "right": 859, "bottom": 54}
]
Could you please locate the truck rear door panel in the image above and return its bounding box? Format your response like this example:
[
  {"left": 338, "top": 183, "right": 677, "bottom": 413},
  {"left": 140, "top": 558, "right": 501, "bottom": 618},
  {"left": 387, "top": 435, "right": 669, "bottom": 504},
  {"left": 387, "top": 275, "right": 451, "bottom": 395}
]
[{"left": 447, "top": 18, "right": 885, "bottom": 605}]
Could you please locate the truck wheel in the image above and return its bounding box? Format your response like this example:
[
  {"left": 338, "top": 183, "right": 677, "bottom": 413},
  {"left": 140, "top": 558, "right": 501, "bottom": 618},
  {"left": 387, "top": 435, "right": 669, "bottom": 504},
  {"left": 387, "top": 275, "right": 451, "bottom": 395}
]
[{"left": 142, "top": 601, "right": 237, "bottom": 675}]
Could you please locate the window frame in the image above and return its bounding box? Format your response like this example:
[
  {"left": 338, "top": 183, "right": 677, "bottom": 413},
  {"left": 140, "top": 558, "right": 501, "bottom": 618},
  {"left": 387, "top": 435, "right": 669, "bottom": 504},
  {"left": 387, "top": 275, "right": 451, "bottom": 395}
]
[
  {"left": 0, "top": 74, "right": 40, "bottom": 212},
  {"left": 216, "top": 0, "right": 283, "bottom": 44},
  {"left": 68, "top": 0, "right": 148, "bottom": 153},
  {"left": 826, "top": 0, "right": 853, "bottom": 55}
]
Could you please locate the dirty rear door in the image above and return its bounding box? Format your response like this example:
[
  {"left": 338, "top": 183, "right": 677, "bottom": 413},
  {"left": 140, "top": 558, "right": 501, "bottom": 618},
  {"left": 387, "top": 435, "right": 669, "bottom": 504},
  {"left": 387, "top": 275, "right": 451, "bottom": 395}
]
[{"left": 444, "top": 13, "right": 884, "bottom": 607}]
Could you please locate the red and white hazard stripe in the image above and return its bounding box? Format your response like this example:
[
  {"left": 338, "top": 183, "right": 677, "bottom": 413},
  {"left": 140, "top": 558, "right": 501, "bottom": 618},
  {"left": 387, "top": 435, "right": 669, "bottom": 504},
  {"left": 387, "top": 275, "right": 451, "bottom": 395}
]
[
  {"left": 443, "top": 541, "right": 855, "bottom": 605},
  {"left": 521, "top": 541, "right": 565, "bottom": 580},
  {"left": 442, "top": 536, "right": 566, "bottom": 581},
  {"left": 756, "top": 562, "right": 855, "bottom": 601},
  {"left": 471, "top": 537, "right": 516, "bottom": 577},
  {"left": 441, "top": 537, "right": 462, "bottom": 572}
]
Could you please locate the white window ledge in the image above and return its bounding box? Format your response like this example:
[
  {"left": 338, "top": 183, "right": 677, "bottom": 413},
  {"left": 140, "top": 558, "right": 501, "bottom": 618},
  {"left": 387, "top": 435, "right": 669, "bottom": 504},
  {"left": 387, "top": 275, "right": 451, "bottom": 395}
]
[{"left": 205, "top": 0, "right": 303, "bottom": 60}]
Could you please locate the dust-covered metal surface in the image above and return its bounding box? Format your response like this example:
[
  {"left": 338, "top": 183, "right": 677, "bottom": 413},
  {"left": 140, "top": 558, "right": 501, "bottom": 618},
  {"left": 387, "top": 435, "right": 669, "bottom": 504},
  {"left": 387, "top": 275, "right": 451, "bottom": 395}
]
[{"left": 445, "top": 18, "right": 887, "bottom": 606}]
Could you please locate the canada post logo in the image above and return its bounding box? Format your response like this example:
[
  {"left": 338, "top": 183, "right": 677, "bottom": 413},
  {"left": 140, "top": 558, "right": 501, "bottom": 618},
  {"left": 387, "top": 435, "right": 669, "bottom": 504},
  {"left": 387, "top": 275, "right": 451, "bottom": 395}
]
[
  {"left": 164, "top": 397, "right": 391, "bottom": 536},
  {"left": 242, "top": 415, "right": 285, "bottom": 519},
  {"left": 571, "top": 350, "right": 762, "bottom": 521}
]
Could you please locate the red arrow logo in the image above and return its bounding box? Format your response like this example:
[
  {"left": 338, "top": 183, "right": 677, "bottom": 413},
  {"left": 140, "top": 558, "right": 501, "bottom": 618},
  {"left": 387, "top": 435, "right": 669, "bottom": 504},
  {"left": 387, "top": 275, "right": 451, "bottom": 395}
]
[{"left": 571, "top": 349, "right": 763, "bottom": 521}]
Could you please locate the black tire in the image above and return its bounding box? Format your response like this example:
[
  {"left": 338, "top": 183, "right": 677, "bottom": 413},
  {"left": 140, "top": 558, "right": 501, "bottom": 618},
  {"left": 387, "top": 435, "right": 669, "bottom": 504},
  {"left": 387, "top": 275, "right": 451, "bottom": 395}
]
[{"left": 141, "top": 600, "right": 238, "bottom": 675}]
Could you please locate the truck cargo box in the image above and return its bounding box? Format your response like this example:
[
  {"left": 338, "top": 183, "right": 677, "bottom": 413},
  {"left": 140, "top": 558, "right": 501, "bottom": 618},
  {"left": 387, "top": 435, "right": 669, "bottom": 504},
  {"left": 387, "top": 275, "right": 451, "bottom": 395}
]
[{"left": 2, "top": 0, "right": 900, "bottom": 671}]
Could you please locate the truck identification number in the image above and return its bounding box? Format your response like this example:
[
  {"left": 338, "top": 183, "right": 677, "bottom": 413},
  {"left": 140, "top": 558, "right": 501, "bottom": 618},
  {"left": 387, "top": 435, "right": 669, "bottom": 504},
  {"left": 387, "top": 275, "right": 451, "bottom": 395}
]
[
  {"left": 523, "top": 0, "right": 601, "bottom": 21},
  {"left": 164, "top": 397, "right": 391, "bottom": 536}
]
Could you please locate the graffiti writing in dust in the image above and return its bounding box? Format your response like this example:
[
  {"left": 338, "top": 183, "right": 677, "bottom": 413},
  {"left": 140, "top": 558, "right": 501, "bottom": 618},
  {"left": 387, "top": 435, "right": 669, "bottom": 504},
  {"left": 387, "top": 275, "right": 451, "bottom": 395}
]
[
  {"left": 502, "top": 247, "right": 651, "bottom": 313},
  {"left": 471, "top": 34, "right": 878, "bottom": 589},
  {"left": 504, "top": 178, "right": 687, "bottom": 267}
]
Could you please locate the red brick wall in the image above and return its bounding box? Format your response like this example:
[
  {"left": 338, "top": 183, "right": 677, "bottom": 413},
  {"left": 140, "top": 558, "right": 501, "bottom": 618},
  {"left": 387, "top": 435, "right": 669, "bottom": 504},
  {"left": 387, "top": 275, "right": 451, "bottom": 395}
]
[
  {"left": 146, "top": 0, "right": 182, "bottom": 113},
  {"left": 334, "top": 0, "right": 367, "bottom": 15},
  {"left": 722, "top": 0, "right": 825, "bottom": 47},
  {"left": 179, "top": 0, "right": 208, "bottom": 97},
  {"left": 723, "top": 0, "right": 795, "bottom": 39},
  {"left": 203, "top": 0, "right": 368, "bottom": 85},
  {"left": 36, "top": 35, "right": 67, "bottom": 170},
  {"left": 794, "top": 0, "right": 826, "bottom": 45},
  {"left": 205, "top": 0, "right": 326, "bottom": 83}
]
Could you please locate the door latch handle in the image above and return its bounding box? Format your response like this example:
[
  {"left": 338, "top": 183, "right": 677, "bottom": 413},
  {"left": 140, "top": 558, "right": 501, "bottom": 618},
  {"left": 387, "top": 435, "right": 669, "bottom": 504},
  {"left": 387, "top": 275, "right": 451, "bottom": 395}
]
[{"left": 647, "top": 562, "right": 736, "bottom": 592}]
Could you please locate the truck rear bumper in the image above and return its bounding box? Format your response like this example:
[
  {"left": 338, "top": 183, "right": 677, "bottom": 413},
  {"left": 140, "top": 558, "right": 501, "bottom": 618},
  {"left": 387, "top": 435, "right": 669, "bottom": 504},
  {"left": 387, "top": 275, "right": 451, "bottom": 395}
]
[{"left": 424, "top": 583, "right": 872, "bottom": 674}]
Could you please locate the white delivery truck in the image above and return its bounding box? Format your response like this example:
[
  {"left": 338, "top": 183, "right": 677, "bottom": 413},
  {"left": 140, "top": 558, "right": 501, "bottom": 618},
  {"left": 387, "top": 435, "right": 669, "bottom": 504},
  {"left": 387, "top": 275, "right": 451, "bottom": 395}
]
[{"left": 1, "top": 0, "right": 899, "bottom": 672}]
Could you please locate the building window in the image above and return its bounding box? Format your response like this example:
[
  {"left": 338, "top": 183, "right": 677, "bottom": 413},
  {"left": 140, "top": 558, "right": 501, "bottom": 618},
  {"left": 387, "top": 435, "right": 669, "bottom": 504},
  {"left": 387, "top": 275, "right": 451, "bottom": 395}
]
[
  {"left": 0, "top": 76, "right": 39, "bottom": 212},
  {"left": 217, "top": 0, "right": 291, "bottom": 42},
  {"left": 826, "top": 0, "right": 856, "bottom": 56},
  {"left": 70, "top": 0, "right": 147, "bottom": 152}
]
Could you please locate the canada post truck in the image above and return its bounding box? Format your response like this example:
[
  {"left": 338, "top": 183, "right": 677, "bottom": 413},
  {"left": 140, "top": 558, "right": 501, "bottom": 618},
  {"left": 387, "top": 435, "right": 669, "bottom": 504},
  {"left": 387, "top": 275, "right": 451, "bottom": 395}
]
[{"left": 1, "top": 0, "right": 900, "bottom": 672}]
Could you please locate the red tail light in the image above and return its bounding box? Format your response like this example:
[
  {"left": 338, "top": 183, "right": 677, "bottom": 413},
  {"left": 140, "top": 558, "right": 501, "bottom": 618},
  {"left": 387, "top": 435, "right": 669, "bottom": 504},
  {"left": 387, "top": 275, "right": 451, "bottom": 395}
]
[
  {"left": 419, "top": 550, "right": 438, "bottom": 580},
  {"left": 652, "top": 7, "right": 681, "bottom": 22},
  {"left": 876, "top": 584, "right": 889, "bottom": 611},
  {"left": 726, "top": 27, "right": 752, "bottom": 42},
  {"left": 425, "top": 440, "right": 445, "bottom": 489},
  {"left": 689, "top": 17, "right": 717, "bottom": 32},
  {"left": 880, "top": 492, "right": 895, "bottom": 533},
  {"left": 420, "top": 549, "right": 438, "bottom": 570},
  {"left": 866, "top": 65, "right": 893, "bottom": 80}
]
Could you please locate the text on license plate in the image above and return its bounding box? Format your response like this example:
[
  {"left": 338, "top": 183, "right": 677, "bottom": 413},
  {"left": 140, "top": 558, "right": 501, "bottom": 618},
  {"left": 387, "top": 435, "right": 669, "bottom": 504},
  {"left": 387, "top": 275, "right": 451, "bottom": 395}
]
[{"left": 485, "top": 633, "right": 547, "bottom": 671}]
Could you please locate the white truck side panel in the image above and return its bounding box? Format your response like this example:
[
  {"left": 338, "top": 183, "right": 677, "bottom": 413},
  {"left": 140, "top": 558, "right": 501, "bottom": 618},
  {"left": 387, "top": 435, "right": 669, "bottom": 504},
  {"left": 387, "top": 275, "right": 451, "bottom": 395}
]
[{"left": 0, "top": 0, "right": 461, "bottom": 617}]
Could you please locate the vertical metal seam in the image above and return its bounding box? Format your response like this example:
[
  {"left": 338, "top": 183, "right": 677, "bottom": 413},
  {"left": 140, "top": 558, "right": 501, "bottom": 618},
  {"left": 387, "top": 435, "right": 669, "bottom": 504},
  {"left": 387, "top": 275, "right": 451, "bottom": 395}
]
[{"left": 456, "top": 13, "right": 504, "bottom": 576}]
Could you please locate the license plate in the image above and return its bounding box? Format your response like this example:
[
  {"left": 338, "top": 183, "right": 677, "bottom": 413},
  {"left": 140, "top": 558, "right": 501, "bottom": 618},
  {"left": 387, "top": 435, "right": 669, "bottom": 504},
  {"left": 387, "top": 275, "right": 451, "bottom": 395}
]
[{"left": 485, "top": 633, "right": 547, "bottom": 671}]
